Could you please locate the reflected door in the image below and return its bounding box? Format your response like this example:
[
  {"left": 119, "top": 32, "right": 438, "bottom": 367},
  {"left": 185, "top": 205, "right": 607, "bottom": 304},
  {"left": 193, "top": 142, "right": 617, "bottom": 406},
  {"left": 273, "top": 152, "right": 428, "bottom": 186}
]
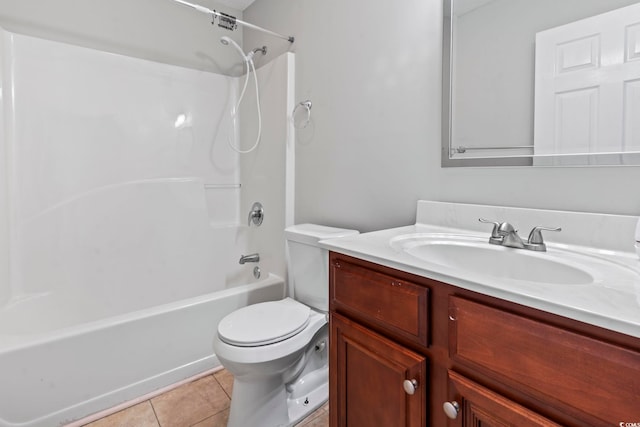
[{"left": 534, "top": 2, "right": 640, "bottom": 165}]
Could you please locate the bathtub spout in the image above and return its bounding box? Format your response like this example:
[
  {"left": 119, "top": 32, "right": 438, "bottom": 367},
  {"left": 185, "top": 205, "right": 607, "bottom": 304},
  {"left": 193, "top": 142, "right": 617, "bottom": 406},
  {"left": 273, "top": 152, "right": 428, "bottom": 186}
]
[{"left": 239, "top": 253, "right": 260, "bottom": 264}]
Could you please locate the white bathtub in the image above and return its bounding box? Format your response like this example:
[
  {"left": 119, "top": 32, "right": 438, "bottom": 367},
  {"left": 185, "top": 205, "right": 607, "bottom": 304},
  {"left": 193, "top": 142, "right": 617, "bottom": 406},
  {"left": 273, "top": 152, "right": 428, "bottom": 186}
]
[
  {"left": 0, "top": 27, "right": 292, "bottom": 427},
  {"left": 0, "top": 274, "right": 285, "bottom": 427}
]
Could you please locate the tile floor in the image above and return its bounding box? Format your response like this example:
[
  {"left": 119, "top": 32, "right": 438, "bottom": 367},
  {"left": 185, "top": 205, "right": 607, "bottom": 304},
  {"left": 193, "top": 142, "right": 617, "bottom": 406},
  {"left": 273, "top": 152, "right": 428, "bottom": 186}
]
[{"left": 82, "top": 369, "right": 329, "bottom": 427}]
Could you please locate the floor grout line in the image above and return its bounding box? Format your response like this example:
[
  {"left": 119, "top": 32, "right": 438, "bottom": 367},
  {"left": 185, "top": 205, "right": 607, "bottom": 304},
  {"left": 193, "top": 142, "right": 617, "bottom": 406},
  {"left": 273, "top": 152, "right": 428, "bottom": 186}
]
[
  {"left": 79, "top": 370, "right": 327, "bottom": 427},
  {"left": 149, "top": 399, "right": 160, "bottom": 427},
  {"left": 72, "top": 367, "right": 223, "bottom": 427}
]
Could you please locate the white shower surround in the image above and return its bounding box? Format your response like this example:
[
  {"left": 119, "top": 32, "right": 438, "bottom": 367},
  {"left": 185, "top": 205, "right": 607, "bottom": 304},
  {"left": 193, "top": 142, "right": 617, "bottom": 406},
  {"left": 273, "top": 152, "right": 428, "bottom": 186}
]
[{"left": 0, "top": 28, "right": 294, "bottom": 426}]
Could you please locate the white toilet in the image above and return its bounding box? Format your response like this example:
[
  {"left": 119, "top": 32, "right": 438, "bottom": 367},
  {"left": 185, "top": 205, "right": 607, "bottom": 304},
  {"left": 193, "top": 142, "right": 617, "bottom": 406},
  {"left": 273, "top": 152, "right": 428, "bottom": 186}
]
[{"left": 212, "top": 224, "right": 359, "bottom": 427}]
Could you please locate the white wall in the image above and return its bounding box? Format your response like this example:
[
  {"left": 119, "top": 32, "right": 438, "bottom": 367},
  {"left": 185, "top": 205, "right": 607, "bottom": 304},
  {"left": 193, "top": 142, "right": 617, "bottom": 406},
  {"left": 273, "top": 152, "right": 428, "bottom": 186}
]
[
  {"left": 1, "top": 28, "right": 244, "bottom": 306},
  {"left": 0, "top": 0, "right": 296, "bottom": 306},
  {"left": 0, "top": 0, "right": 244, "bottom": 75},
  {"left": 0, "top": 0, "right": 248, "bottom": 303},
  {"left": 244, "top": 0, "right": 438, "bottom": 231},
  {"left": 245, "top": 0, "right": 640, "bottom": 232}
]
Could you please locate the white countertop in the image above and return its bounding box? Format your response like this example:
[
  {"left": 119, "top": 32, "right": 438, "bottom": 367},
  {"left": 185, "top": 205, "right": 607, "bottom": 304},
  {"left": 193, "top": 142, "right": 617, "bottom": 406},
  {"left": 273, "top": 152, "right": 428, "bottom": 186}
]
[{"left": 320, "top": 201, "right": 640, "bottom": 339}]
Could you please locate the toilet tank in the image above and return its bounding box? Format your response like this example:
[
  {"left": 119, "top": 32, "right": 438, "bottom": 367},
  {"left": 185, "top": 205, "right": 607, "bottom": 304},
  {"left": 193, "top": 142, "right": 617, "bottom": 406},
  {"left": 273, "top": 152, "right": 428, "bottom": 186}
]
[{"left": 285, "top": 224, "right": 359, "bottom": 312}]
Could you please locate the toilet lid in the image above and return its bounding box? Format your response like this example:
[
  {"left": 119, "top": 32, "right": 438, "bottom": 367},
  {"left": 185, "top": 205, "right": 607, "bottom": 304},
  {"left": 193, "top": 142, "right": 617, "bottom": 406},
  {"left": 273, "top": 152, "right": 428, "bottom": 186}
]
[{"left": 218, "top": 298, "right": 311, "bottom": 347}]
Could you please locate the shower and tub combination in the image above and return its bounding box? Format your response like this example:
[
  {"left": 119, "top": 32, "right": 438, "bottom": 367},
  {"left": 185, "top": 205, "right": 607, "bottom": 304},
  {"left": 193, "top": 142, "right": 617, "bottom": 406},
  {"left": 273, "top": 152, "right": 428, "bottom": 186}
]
[{"left": 0, "top": 6, "right": 295, "bottom": 426}]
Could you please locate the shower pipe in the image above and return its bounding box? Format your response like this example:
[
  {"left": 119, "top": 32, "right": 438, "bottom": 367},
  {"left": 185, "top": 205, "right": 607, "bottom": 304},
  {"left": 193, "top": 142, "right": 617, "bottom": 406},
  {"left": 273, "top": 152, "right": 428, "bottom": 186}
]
[{"left": 172, "top": 0, "right": 295, "bottom": 43}]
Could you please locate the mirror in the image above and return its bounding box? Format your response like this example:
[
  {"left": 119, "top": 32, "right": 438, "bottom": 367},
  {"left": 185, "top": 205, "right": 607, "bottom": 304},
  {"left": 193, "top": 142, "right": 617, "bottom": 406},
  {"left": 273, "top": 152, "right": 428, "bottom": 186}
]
[{"left": 443, "top": 0, "right": 640, "bottom": 167}]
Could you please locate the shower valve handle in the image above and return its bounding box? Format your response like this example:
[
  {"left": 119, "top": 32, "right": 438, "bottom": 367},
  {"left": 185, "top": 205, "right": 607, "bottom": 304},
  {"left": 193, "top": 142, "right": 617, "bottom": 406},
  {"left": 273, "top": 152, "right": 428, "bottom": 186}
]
[{"left": 248, "top": 202, "right": 264, "bottom": 226}]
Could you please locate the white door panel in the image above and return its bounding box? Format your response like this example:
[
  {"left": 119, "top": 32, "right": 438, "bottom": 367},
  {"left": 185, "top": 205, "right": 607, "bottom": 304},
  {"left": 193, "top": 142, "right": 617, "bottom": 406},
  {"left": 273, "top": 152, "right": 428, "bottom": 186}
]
[{"left": 534, "top": 2, "right": 640, "bottom": 165}]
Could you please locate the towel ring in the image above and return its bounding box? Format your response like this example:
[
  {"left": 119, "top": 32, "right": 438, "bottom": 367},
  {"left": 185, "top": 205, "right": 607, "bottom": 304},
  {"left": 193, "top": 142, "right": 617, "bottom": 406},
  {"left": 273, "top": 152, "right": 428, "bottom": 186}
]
[{"left": 292, "top": 100, "right": 312, "bottom": 129}]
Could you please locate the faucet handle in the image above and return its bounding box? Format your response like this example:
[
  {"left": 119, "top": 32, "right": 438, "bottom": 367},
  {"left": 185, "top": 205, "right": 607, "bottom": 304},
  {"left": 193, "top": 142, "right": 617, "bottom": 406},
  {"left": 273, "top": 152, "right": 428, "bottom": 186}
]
[
  {"left": 479, "top": 218, "right": 500, "bottom": 236},
  {"left": 528, "top": 226, "right": 561, "bottom": 244},
  {"left": 479, "top": 218, "right": 502, "bottom": 244},
  {"left": 248, "top": 202, "right": 264, "bottom": 226},
  {"left": 526, "top": 226, "right": 561, "bottom": 251}
]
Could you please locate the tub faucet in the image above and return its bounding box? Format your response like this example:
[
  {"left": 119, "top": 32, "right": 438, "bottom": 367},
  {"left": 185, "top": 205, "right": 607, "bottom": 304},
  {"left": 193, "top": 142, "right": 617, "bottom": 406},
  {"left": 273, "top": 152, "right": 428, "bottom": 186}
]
[{"left": 239, "top": 253, "right": 260, "bottom": 264}]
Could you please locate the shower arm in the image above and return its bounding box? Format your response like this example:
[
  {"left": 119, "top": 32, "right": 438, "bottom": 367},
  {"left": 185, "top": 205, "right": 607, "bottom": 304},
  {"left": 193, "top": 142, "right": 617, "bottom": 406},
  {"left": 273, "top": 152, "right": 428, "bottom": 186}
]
[{"left": 172, "top": 0, "right": 295, "bottom": 43}]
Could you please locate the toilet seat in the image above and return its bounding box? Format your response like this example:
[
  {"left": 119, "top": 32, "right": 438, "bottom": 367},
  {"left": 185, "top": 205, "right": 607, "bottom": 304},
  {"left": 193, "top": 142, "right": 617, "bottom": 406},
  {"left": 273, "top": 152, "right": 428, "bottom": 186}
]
[{"left": 218, "top": 298, "right": 311, "bottom": 347}]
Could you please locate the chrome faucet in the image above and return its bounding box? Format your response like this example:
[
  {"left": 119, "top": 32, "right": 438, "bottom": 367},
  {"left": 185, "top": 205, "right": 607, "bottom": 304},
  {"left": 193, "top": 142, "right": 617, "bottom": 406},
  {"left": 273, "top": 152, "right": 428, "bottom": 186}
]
[
  {"left": 239, "top": 253, "right": 260, "bottom": 264},
  {"left": 479, "top": 218, "right": 561, "bottom": 252},
  {"left": 496, "top": 222, "right": 526, "bottom": 249}
]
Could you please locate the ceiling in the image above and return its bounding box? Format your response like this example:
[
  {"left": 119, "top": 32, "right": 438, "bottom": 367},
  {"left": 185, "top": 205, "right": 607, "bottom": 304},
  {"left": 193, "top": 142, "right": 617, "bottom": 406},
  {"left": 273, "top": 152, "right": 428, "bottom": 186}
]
[{"left": 216, "top": 0, "right": 256, "bottom": 11}]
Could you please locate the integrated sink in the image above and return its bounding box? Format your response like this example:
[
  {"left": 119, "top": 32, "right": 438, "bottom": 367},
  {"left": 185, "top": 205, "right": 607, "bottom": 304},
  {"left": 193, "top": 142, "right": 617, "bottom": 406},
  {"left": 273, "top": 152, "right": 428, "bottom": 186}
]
[
  {"left": 389, "top": 233, "right": 597, "bottom": 285},
  {"left": 318, "top": 201, "right": 640, "bottom": 340}
]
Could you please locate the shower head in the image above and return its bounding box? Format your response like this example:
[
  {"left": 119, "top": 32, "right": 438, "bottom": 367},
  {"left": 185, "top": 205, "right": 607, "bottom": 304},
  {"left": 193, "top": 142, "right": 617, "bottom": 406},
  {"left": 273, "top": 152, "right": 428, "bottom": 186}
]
[
  {"left": 220, "top": 36, "right": 247, "bottom": 60},
  {"left": 246, "top": 46, "right": 267, "bottom": 61},
  {"left": 220, "top": 36, "right": 267, "bottom": 62}
]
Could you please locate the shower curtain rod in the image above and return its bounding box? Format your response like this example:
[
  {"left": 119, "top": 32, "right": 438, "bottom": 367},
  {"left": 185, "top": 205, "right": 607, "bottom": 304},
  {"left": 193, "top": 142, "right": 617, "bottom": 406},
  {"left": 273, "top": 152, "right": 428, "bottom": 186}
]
[{"left": 172, "top": 0, "right": 295, "bottom": 43}]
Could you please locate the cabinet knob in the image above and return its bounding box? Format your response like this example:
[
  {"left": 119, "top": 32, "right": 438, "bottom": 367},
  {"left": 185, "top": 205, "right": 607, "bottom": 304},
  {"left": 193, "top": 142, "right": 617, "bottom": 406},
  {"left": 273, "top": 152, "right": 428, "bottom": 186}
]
[
  {"left": 403, "top": 379, "right": 418, "bottom": 395},
  {"left": 443, "top": 401, "right": 460, "bottom": 419}
]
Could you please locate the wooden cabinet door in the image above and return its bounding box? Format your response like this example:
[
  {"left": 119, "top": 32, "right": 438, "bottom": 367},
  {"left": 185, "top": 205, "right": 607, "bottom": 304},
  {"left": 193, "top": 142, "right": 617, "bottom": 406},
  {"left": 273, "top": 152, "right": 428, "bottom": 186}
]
[
  {"left": 330, "top": 313, "right": 427, "bottom": 427},
  {"left": 447, "top": 371, "right": 562, "bottom": 427}
]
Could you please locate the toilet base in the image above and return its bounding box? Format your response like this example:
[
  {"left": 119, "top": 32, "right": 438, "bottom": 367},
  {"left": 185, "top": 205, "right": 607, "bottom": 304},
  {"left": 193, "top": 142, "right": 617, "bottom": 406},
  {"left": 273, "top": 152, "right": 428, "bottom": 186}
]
[
  {"left": 226, "top": 366, "right": 328, "bottom": 427},
  {"left": 225, "top": 326, "right": 329, "bottom": 427},
  {"left": 228, "top": 375, "right": 289, "bottom": 427},
  {"left": 287, "top": 367, "right": 328, "bottom": 426}
]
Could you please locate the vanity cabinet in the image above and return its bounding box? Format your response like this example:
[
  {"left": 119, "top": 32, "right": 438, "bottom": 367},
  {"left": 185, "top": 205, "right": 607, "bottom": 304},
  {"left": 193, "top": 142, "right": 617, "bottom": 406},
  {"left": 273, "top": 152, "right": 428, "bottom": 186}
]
[{"left": 329, "top": 252, "right": 640, "bottom": 427}]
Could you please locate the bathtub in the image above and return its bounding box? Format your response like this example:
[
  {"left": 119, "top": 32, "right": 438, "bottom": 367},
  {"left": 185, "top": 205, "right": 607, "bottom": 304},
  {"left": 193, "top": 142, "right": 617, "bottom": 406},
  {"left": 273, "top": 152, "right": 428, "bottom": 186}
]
[
  {"left": 0, "top": 273, "right": 285, "bottom": 427},
  {"left": 0, "top": 28, "right": 292, "bottom": 427}
]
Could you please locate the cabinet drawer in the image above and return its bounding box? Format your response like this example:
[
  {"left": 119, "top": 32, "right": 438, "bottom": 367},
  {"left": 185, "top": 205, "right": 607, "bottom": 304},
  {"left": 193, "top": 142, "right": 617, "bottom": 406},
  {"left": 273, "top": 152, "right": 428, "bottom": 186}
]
[
  {"left": 330, "top": 257, "right": 430, "bottom": 347},
  {"left": 449, "top": 296, "right": 640, "bottom": 426}
]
